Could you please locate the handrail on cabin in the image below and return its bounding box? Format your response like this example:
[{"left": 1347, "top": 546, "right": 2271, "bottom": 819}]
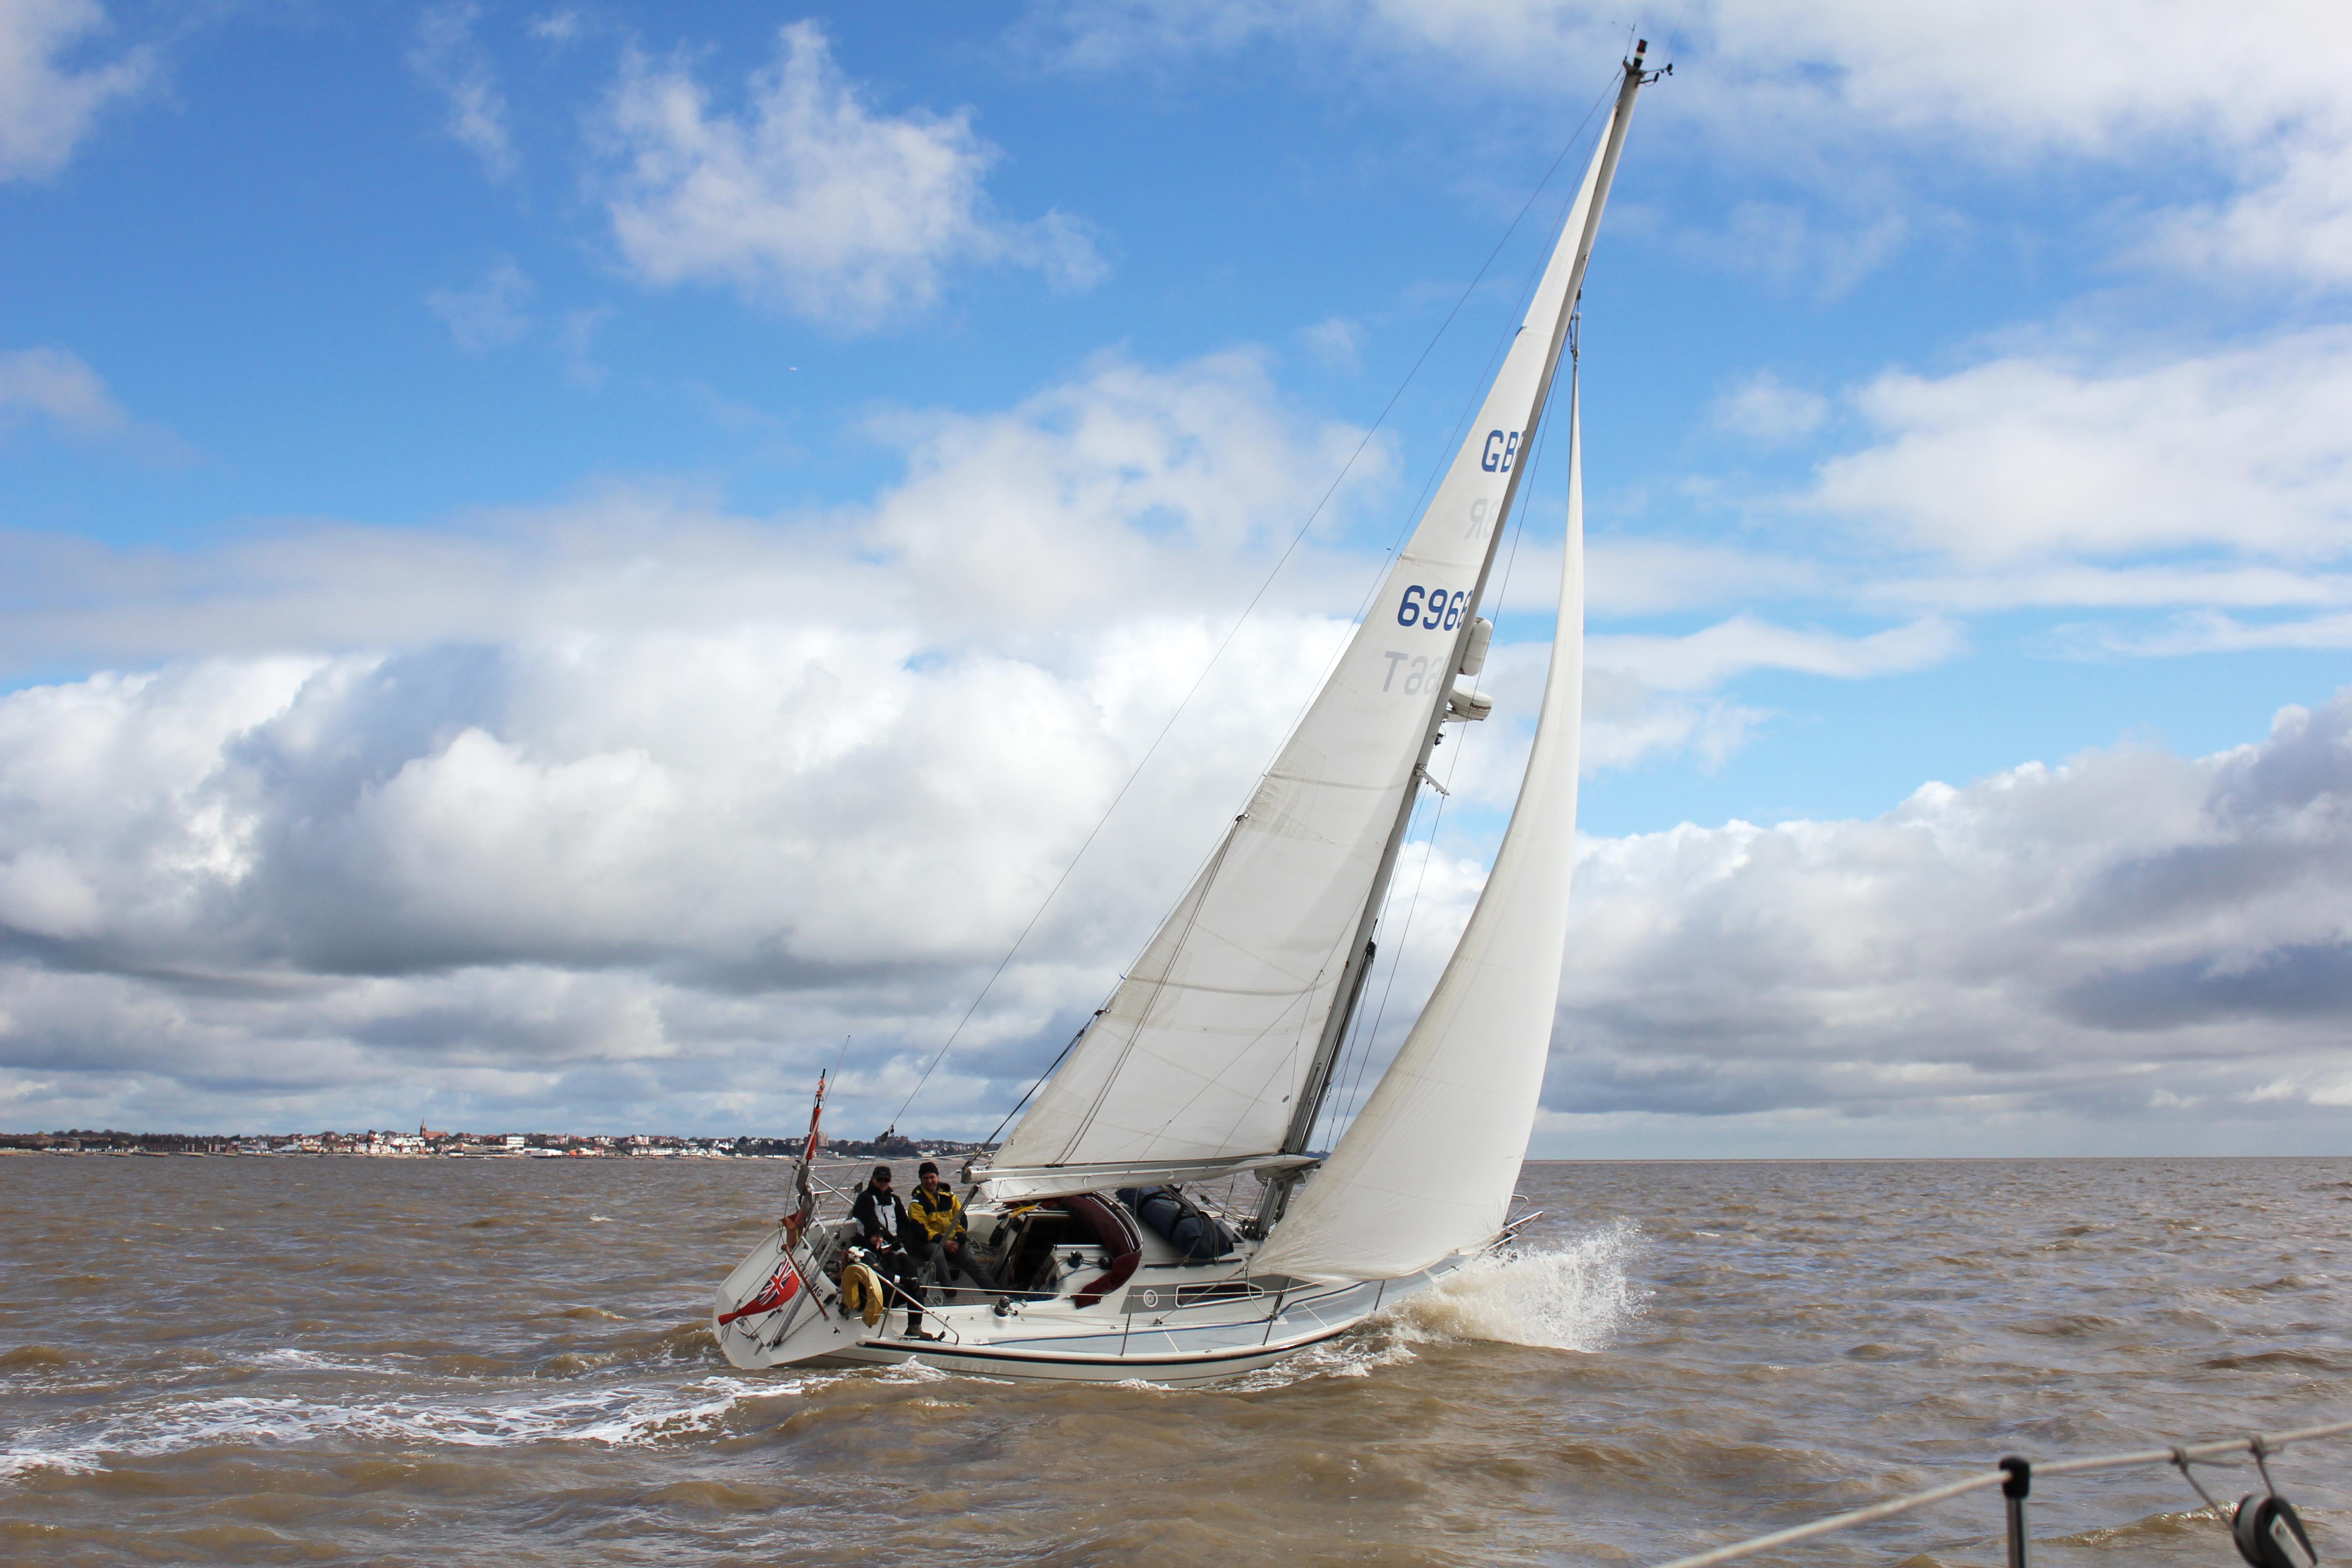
[{"left": 1649, "top": 1418, "right": 2351, "bottom": 1568}]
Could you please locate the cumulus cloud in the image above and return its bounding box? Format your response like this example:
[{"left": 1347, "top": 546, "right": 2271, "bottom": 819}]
[
  {"left": 1657, "top": 2, "right": 2352, "bottom": 289},
  {"left": 0, "top": 351, "right": 1406, "bottom": 1133},
  {"left": 0, "top": 614, "right": 1367, "bottom": 1137},
  {"left": 595, "top": 21, "right": 1105, "bottom": 327},
  {"left": 0, "top": 642, "right": 1133, "bottom": 977},
  {"left": 1029, "top": 0, "right": 2106, "bottom": 118},
  {"left": 0, "top": 349, "right": 1382, "bottom": 669},
  {"left": 0, "top": 335, "right": 1948, "bottom": 1135},
  {"left": 2150, "top": 137, "right": 2352, "bottom": 287},
  {"left": 1546, "top": 690, "right": 2352, "bottom": 1150},
  {"left": 0, "top": 0, "right": 150, "bottom": 181},
  {"left": 1630, "top": 326, "right": 2352, "bottom": 627},
  {"left": 1025, "top": 0, "right": 2352, "bottom": 288},
  {"left": 1811, "top": 327, "right": 2352, "bottom": 568},
  {"left": 409, "top": 1, "right": 516, "bottom": 181}
]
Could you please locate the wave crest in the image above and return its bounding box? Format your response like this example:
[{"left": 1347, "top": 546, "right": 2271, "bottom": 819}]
[{"left": 1393, "top": 1220, "right": 1645, "bottom": 1352}]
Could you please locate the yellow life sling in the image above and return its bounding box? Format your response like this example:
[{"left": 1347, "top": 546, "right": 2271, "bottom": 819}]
[{"left": 838, "top": 1260, "right": 887, "bottom": 1328}]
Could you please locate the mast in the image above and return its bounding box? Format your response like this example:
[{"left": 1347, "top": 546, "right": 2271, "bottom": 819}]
[{"left": 1256, "top": 42, "right": 1657, "bottom": 1229}]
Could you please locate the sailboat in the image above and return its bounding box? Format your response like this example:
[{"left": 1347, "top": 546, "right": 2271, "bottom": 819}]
[{"left": 713, "top": 44, "right": 1662, "bottom": 1385}]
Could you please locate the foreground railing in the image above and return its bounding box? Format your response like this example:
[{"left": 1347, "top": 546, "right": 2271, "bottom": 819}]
[{"left": 1651, "top": 1418, "right": 2346, "bottom": 1568}]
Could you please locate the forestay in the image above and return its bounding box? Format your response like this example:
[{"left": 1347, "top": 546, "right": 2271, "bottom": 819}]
[
  {"left": 1253, "top": 386, "right": 1589, "bottom": 1284},
  {"left": 990, "top": 131, "right": 1619, "bottom": 1178}
]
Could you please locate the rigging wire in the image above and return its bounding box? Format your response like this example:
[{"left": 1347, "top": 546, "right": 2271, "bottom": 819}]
[
  {"left": 1656, "top": 3, "right": 1696, "bottom": 78},
  {"left": 978, "top": 1016, "right": 1092, "bottom": 1148},
  {"left": 887, "top": 78, "right": 1625, "bottom": 1134}
]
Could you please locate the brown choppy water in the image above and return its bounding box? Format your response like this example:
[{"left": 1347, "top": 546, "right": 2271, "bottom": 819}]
[{"left": 2, "top": 1156, "right": 2345, "bottom": 1566}]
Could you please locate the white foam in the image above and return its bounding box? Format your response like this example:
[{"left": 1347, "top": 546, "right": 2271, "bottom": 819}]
[
  {"left": 1117, "top": 1224, "right": 1647, "bottom": 1393},
  {"left": 1219, "top": 1329, "right": 1420, "bottom": 1391},
  {"left": 0, "top": 1374, "right": 812, "bottom": 1479},
  {"left": 250, "top": 1348, "right": 404, "bottom": 1376},
  {"left": 1391, "top": 1221, "right": 1646, "bottom": 1352},
  {"left": 867, "top": 1357, "right": 961, "bottom": 1384}
]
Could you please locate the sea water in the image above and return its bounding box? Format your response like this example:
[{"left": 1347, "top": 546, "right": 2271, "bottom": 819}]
[{"left": 2, "top": 1156, "right": 2344, "bottom": 1565}]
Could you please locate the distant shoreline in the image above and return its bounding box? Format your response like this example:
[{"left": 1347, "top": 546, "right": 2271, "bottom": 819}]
[{"left": 0, "top": 1130, "right": 998, "bottom": 1159}]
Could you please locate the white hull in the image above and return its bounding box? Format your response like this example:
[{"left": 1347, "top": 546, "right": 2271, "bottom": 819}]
[{"left": 713, "top": 1224, "right": 1458, "bottom": 1387}]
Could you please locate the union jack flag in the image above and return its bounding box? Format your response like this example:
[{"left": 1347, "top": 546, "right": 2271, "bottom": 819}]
[{"left": 719, "top": 1255, "right": 803, "bottom": 1326}]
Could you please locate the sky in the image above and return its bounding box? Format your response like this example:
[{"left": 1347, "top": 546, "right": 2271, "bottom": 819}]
[{"left": 2, "top": 0, "right": 2349, "bottom": 1156}]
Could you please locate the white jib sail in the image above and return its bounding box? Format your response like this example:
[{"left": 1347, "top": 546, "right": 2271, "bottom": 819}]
[
  {"left": 991, "top": 137, "right": 1615, "bottom": 1179},
  {"left": 1253, "top": 383, "right": 1587, "bottom": 1284}
]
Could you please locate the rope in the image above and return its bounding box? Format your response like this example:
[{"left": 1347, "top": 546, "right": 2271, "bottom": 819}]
[
  {"left": 1650, "top": 1418, "right": 2352, "bottom": 1568},
  {"left": 1655, "top": 1471, "right": 2008, "bottom": 1568}
]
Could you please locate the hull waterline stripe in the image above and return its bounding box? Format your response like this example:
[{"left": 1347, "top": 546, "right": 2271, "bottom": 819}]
[{"left": 835, "top": 1318, "right": 1360, "bottom": 1372}]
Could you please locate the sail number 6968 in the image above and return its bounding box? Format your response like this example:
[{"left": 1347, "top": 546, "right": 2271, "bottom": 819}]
[{"left": 1397, "top": 585, "right": 1466, "bottom": 631}]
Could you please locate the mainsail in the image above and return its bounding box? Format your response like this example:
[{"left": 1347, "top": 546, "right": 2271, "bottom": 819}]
[
  {"left": 992, "top": 52, "right": 1656, "bottom": 1203},
  {"left": 1253, "top": 383, "right": 1588, "bottom": 1283},
  {"left": 988, "top": 117, "right": 1623, "bottom": 1190}
]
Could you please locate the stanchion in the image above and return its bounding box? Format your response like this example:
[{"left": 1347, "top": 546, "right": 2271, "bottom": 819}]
[{"left": 1999, "top": 1457, "right": 2031, "bottom": 1568}]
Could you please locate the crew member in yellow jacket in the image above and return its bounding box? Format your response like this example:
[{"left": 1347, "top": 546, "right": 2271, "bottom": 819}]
[{"left": 910, "top": 1161, "right": 1000, "bottom": 1296}]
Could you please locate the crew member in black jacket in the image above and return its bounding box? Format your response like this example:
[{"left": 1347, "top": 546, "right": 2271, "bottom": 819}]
[{"left": 847, "top": 1166, "right": 936, "bottom": 1339}]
